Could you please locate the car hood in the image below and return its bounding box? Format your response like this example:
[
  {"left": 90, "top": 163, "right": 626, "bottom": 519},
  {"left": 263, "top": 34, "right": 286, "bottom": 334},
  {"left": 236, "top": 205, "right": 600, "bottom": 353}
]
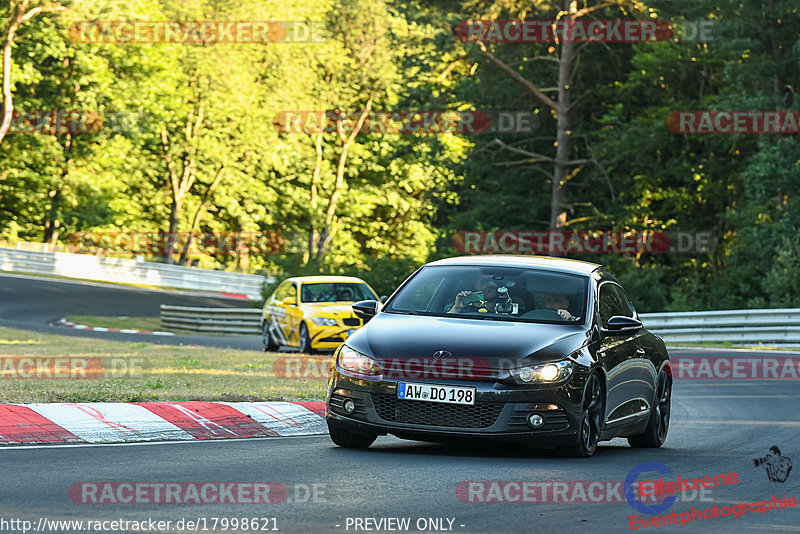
[
  {"left": 347, "top": 312, "right": 590, "bottom": 365},
  {"left": 300, "top": 303, "right": 357, "bottom": 317}
]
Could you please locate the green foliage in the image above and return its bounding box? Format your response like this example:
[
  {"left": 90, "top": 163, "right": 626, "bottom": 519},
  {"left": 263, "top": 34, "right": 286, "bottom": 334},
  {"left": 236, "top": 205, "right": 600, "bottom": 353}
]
[{"left": 1, "top": 0, "right": 798, "bottom": 311}]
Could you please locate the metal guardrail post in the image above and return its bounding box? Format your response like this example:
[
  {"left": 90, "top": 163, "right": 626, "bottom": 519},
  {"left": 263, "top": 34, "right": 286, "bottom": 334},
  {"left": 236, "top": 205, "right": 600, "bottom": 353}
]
[{"left": 160, "top": 305, "right": 262, "bottom": 335}]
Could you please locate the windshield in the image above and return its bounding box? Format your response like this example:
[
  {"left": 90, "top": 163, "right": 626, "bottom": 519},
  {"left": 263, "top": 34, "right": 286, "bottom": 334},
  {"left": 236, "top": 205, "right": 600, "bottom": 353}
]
[
  {"left": 300, "top": 282, "right": 376, "bottom": 303},
  {"left": 384, "top": 265, "right": 589, "bottom": 324}
]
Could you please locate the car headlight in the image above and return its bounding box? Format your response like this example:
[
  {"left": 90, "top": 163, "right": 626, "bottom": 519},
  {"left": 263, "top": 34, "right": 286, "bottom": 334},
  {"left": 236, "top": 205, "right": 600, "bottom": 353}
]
[
  {"left": 312, "top": 317, "right": 338, "bottom": 326},
  {"left": 511, "top": 361, "right": 573, "bottom": 384},
  {"left": 336, "top": 345, "right": 383, "bottom": 379}
]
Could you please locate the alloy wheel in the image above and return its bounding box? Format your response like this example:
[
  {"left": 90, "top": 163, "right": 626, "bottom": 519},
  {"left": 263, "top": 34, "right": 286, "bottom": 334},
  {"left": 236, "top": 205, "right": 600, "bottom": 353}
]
[
  {"left": 655, "top": 373, "right": 671, "bottom": 443},
  {"left": 581, "top": 374, "right": 603, "bottom": 453}
]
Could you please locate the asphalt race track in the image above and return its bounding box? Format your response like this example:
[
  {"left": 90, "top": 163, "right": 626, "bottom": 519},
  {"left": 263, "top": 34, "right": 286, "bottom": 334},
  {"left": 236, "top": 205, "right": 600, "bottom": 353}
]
[
  {"left": 1, "top": 275, "right": 799, "bottom": 533},
  {"left": 0, "top": 273, "right": 262, "bottom": 350},
  {"left": 1, "top": 374, "right": 798, "bottom": 534}
]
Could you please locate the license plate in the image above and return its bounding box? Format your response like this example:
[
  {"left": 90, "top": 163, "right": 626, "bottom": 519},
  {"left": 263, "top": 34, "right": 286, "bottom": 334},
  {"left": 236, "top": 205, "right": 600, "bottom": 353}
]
[{"left": 397, "top": 382, "right": 475, "bottom": 405}]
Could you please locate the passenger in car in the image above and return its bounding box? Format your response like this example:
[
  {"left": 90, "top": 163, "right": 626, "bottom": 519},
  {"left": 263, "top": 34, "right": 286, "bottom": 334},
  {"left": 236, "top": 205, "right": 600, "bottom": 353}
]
[
  {"left": 543, "top": 292, "right": 579, "bottom": 321},
  {"left": 447, "top": 277, "right": 500, "bottom": 313}
]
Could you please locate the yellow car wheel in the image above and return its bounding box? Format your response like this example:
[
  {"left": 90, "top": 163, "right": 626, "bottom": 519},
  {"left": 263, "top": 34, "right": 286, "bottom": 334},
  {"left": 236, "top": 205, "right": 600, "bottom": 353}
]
[
  {"left": 262, "top": 322, "right": 278, "bottom": 352},
  {"left": 298, "top": 322, "right": 315, "bottom": 354}
]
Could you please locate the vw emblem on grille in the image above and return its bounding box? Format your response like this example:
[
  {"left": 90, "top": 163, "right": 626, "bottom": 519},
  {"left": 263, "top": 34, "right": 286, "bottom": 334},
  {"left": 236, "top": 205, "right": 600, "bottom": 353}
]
[{"left": 432, "top": 350, "right": 452, "bottom": 360}]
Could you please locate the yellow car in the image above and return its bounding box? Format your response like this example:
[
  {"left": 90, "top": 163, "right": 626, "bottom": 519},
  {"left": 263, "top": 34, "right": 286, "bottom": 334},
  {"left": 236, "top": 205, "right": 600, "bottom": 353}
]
[{"left": 261, "top": 275, "right": 382, "bottom": 353}]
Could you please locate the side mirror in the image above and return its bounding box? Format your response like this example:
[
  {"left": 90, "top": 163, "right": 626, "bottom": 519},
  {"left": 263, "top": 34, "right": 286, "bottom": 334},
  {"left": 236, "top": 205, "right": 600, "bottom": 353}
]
[
  {"left": 605, "top": 315, "right": 642, "bottom": 334},
  {"left": 282, "top": 296, "right": 296, "bottom": 306},
  {"left": 380, "top": 295, "right": 388, "bottom": 303},
  {"left": 353, "top": 300, "right": 379, "bottom": 321}
]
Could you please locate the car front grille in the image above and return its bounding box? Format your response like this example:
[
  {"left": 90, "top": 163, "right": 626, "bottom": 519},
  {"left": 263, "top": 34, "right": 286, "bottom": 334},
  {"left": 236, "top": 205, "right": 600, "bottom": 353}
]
[
  {"left": 371, "top": 394, "right": 503, "bottom": 428},
  {"left": 342, "top": 317, "right": 361, "bottom": 327}
]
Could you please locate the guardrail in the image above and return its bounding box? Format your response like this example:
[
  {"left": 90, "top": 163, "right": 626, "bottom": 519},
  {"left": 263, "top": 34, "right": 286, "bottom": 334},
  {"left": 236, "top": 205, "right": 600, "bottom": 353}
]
[
  {"left": 160, "top": 305, "right": 262, "bottom": 335},
  {"left": 0, "top": 246, "right": 272, "bottom": 300},
  {"left": 157, "top": 304, "right": 800, "bottom": 345},
  {"left": 640, "top": 309, "right": 800, "bottom": 344}
]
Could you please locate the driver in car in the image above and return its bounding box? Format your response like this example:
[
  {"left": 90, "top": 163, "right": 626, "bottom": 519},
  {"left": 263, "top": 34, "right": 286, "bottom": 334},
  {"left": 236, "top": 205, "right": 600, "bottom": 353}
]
[
  {"left": 447, "top": 277, "right": 500, "bottom": 314},
  {"left": 544, "top": 292, "right": 578, "bottom": 321},
  {"left": 339, "top": 287, "right": 354, "bottom": 301}
]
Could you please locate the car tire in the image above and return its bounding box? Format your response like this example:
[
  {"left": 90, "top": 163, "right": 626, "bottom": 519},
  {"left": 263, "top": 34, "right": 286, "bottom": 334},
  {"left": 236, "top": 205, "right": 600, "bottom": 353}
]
[
  {"left": 328, "top": 425, "right": 378, "bottom": 449},
  {"left": 628, "top": 371, "right": 671, "bottom": 448},
  {"left": 298, "top": 322, "right": 315, "bottom": 354},
  {"left": 564, "top": 373, "right": 604, "bottom": 458},
  {"left": 262, "top": 322, "right": 278, "bottom": 352}
]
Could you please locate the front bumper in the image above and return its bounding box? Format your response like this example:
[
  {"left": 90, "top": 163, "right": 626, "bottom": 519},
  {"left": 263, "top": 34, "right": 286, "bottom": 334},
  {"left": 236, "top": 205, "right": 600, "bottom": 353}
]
[
  {"left": 309, "top": 324, "right": 361, "bottom": 350},
  {"left": 325, "top": 370, "right": 587, "bottom": 447}
]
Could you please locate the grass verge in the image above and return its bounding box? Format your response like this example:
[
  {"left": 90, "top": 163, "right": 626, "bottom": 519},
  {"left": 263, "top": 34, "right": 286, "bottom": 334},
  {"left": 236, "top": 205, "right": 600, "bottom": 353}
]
[{"left": 0, "top": 326, "right": 328, "bottom": 403}]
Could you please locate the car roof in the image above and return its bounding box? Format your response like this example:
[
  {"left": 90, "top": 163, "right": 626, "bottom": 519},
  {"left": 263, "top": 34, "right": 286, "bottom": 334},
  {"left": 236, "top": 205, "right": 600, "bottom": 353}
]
[
  {"left": 425, "top": 255, "right": 601, "bottom": 275},
  {"left": 285, "top": 275, "right": 369, "bottom": 284}
]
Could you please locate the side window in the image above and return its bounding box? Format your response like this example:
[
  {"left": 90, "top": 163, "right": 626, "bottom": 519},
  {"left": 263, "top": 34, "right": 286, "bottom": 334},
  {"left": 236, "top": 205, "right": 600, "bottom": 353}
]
[
  {"left": 611, "top": 285, "right": 636, "bottom": 318},
  {"left": 598, "top": 283, "right": 633, "bottom": 328},
  {"left": 274, "top": 282, "right": 294, "bottom": 302},
  {"left": 271, "top": 283, "right": 285, "bottom": 302},
  {"left": 391, "top": 276, "right": 445, "bottom": 312}
]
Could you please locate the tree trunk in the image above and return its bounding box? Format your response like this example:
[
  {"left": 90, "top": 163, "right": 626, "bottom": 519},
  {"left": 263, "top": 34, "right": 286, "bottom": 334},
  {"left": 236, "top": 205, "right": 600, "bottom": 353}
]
[
  {"left": 305, "top": 113, "right": 326, "bottom": 264},
  {"left": 160, "top": 117, "right": 199, "bottom": 264},
  {"left": 164, "top": 196, "right": 182, "bottom": 263},
  {"left": 43, "top": 189, "right": 61, "bottom": 244},
  {"left": 314, "top": 96, "right": 374, "bottom": 262},
  {"left": 316, "top": 138, "right": 351, "bottom": 259},
  {"left": 178, "top": 165, "right": 224, "bottom": 265},
  {"left": 0, "top": 1, "right": 66, "bottom": 145},
  {"left": 551, "top": 19, "right": 574, "bottom": 232}
]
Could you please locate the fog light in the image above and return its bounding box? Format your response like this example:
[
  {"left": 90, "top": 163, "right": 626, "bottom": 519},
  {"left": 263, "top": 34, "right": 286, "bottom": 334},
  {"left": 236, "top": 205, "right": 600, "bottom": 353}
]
[
  {"left": 527, "top": 413, "right": 544, "bottom": 428},
  {"left": 342, "top": 399, "right": 356, "bottom": 414}
]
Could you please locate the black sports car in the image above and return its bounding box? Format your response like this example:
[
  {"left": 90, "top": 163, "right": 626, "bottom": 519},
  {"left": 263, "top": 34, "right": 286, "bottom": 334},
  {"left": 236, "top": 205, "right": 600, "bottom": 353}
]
[{"left": 325, "top": 256, "right": 671, "bottom": 457}]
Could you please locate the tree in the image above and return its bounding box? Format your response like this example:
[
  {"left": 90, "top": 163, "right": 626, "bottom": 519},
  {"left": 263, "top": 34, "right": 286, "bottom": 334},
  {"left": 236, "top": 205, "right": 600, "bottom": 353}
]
[
  {"left": 1, "top": 0, "right": 66, "bottom": 145},
  {"left": 303, "top": 0, "right": 397, "bottom": 263},
  {"left": 464, "top": 0, "right": 641, "bottom": 231}
]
